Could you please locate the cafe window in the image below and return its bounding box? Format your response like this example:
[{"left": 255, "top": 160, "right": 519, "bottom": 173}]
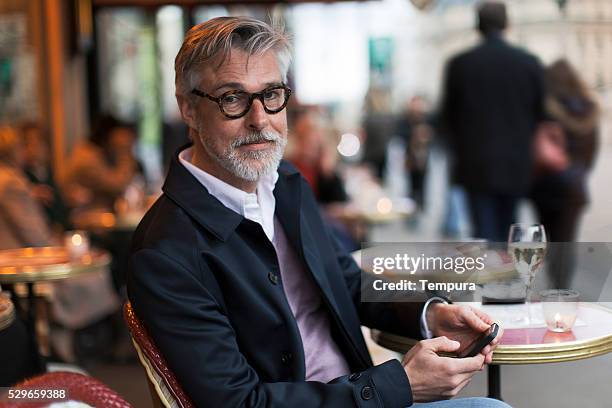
[{"left": 0, "top": 1, "right": 40, "bottom": 123}]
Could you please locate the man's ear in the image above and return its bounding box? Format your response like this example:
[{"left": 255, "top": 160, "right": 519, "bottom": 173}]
[{"left": 176, "top": 94, "right": 199, "bottom": 130}]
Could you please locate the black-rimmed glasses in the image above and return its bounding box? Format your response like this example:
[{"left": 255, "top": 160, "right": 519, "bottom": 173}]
[{"left": 191, "top": 84, "right": 292, "bottom": 119}]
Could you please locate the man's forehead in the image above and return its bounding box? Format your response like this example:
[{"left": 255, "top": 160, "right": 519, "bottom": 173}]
[{"left": 201, "top": 49, "right": 281, "bottom": 90}]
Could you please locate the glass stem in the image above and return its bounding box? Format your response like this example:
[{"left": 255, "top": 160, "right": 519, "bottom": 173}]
[{"left": 526, "top": 284, "right": 533, "bottom": 325}]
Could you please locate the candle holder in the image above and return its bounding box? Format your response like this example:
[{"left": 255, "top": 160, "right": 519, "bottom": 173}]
[
  {"left": 64, "top": 230, "right": 90, "bottom": 260},
  {"left": 540, "top": 289, "right": 580, "bottom": 333}
]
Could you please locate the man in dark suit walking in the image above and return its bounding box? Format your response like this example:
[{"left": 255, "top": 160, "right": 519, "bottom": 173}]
[
  {"left": 128, "top": 16, "right": 510, "bottom": 408},
  {"left": 441, "top": 1, "right": 545, "bottom": 241}
]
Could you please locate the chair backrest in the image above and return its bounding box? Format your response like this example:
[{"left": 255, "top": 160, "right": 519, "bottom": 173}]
[
  {"left": 123, "top": 301, "right": 194, "bottom": 408},
  {"left": 0, "top": 371, "right": 131, "bottom": 408},
  {"left": 0, "top": 293, "right": 15, "bottom": 333}
]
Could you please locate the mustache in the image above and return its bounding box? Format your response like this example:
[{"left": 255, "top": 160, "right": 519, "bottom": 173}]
[{"left": 232, "top": 130, "right": 283, "bottom": 148}]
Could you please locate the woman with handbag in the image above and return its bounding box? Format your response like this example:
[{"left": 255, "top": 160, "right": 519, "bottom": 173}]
[{"left": 530, "top": 59, "right": 599, "bottom": 289}]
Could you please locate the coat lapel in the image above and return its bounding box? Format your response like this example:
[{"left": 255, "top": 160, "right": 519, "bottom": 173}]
[
  {"left": 273, "top": 168, "right": 303, "bottom": 258},
  {"left": 274, "top": 164, "right": 342, "bottom": 319},
  {"left": 275, "top": 165, "right": 371, "bottom": 368}
]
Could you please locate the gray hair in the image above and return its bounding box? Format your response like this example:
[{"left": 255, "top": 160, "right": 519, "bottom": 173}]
[{"left": 174, "top": 16, "right": 292, "bottom": 98}]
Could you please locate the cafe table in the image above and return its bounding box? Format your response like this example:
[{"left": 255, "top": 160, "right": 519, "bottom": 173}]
[
  {"left": 371, "top": 302, "right": 612, "bottom": 400},
  {"left": 70, "top": 194, "right": 158, "bottom": 233},
  {"left": 0, "top": 246, "right": 111, "bottom": 355}
]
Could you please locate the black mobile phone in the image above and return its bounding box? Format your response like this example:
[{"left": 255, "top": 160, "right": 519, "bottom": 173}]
[{"left": 457, "top": 323, "right": 500, "bottom": 358}]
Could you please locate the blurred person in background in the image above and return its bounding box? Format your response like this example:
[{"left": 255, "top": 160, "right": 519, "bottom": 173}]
[
  {"left": 65, "top": 114, "right": 147, "bottom": 295},
  {"left": 288, "top": 108, "right": 348, "bottom": 205},
  {"left": 287, "top": 108, "right": 359, "bottom": 251},
  {"left": 63, "top": 114, "right": 139, "bottom": 211},
  {"left": 0, "top": 126, "right": 120, "bottom": 365},
  {"left": 530, "top": 59, "right": 599, "bottom": 288},
  {"left": 21, "top": 122, "right": 71, "bottom": 232},
  {"left": 0, "top": 125, "right": 50, "bottom": 379},
  {"left": 0, "top": 125, "right": 53, "bottom": 249},
  {"left": 361, "top": 87, "right": 396, "bottom": 182},
  {"left": 398, "top": 96, "right": 434, "bottom": 210},
  {"left": 441, "top": 1, "right": 544, "bottom": 241}
]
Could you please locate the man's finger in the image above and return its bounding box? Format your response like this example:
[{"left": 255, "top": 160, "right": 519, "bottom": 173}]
[
  {"left": 491, "top": 326, "right": 504, "bottom": 346},
  {"left": 462, "top": 307, "right": 491, "bottom": 332},
  {"left": 480, "top": 345, "right": 495, "bottom": 364},
  {"left": 451, "top": 353, "right": 486, "bottom": 374},
  {"left": 426, "top": 336, "right": 461, "bottom": 353},
  {"left": 470, "top": 307, "right": 494, "bottom": 326}
]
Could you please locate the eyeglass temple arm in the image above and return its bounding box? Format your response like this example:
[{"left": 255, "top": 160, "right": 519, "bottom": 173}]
[{"left": 191, "top": 89, "right": 219, "bottom": 102}]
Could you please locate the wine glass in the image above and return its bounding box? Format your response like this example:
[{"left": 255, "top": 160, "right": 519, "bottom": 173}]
[{"left": 507, "top": 223, "right": 547, "bottom": 325}]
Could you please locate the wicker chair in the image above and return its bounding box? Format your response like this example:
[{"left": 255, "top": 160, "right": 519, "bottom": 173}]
[
  {"left": 0, "top": 371, "right": 131, "bottom": 407},
  {"left": 123, "top": 302, "right": 194, "bottom": 408}
]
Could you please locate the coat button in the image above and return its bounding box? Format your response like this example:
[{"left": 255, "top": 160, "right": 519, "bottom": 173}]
[
  {"left": 348, "top": 372, "right": 361, "bottom": 382},
  {"left": 361, "top": 386, "right": 373, "bottom": 400},
  {"left": 268, "top": 271, "right": 279, "bottom": 285},
  {"left": 281, "top": 352, "right": 293, "bottom": 364}
]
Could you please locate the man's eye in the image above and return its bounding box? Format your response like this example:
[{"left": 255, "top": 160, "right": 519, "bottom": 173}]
[
  {"left": 263, "top": 90, "right": 281, "bottom": 100},
  {"left": 222, "top": 94, "right": 244, "bottom": 104}
]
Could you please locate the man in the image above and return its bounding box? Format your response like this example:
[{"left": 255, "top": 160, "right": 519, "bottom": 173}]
[
  {"left": 441, "top": 1, "right": 545, "bottom": 241},
  {"left": 128, "top": 17, "right": 509, "bottom": 407}
]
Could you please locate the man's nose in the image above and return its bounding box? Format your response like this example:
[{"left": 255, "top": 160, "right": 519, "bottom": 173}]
[{"left": 245, "top": 99, "right": 270, "bottom": 131}]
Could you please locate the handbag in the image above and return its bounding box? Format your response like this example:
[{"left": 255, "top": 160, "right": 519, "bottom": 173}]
[{"left": 533, "top": 121, "right": 569, "bottom": 174}]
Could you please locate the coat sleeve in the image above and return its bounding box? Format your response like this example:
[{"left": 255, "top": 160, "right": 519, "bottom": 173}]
[{"left": 128, "top": 248, "right": 414, "bottom": 408}]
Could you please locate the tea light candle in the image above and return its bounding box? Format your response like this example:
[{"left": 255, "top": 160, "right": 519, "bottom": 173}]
[
  {"left": 64, "top": 231, "right": 90, "bottom": 260},
  {"left": 376, "top": 197, "right": 393, "bottom": 214},
  {"left": 540, "top": 289, "right": 579, "bottom": 333}
]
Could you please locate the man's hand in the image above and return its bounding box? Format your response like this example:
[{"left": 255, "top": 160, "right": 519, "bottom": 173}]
[
  {"left": 402, "top": 336, "right": 485, "bottom": 402},
  {"left": 427, "top": 303, "right": 502, "bottom": 364}
]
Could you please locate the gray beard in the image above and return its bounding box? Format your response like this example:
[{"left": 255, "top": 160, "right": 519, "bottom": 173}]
[{"left": 202, "top": 129, "right": 287, "bottom": 182}]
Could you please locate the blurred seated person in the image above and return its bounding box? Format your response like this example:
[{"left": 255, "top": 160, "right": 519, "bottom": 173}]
[
  {"left": 0, "top": 126, "right": 120, "bottom": 364},
  {"left": 288, "top": 109, "right": 347, "bottom": 204},
  {"left": 287, "top": 109, "right": 360, "bottom": 251},
  {"left": 21, "top": 121, "right": 71, "bottom": 231},
  {"left": 64, "top": 115, "right": 146, "bottom": 295},
  {"left": 0, "top": 125, "right": 53, "bottom": 249},
  {"left": 0, "top": 126, "right": 50, "bottom": 380},
  {"left": 63, "top": 114, "right": 138, "bottom": 211}
]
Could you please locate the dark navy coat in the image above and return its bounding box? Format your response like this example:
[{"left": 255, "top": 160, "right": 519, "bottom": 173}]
[{"left": 128, "top": 148, "right": 425, "bottom": 407}]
